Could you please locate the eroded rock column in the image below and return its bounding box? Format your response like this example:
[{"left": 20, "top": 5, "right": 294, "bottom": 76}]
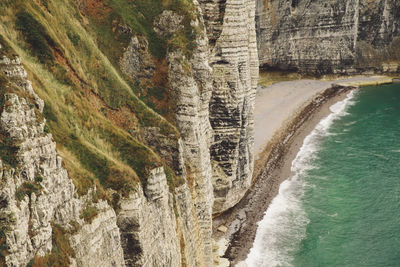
[{"left": 199, "top": 0, "right": 259, "bottom": 213}]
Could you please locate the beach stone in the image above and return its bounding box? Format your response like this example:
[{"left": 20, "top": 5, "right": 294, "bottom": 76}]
[
  {"left": 236, "top": 261, "right": 248, "bottom": 267},
  {"left": 237, "top": 210, "right": 246, "bottom": 220}
]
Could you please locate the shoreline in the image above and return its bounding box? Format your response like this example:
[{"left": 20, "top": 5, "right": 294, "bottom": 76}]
[{"left": 212, "top": 76, "right": 395, "bottom": 266}]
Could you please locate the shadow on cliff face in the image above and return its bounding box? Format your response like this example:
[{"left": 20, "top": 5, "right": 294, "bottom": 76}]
[{"left": 260, "top": 64, "right": 298, "bottom": 73}]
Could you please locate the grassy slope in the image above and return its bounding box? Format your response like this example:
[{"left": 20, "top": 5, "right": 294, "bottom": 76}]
[
  {"left": 0, "top": 1, "right": 199, "bottom": 264},
  {"left": 86, "top": 0, "right": 197, "bottom": 121},
  {"left": 0, "top": 0, "right": 195, "bottom": 198}
]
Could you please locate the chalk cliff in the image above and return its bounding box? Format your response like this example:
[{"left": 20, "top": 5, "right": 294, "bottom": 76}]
[
  {"left": 256, "top": 0, "right": 400, "bottom": 74},
  {"left": 2, "top": 0, "right": 399, "bottom": 266},
  {"left": 0, "top": 0, "right": 257, "bottom": 265},
  {"left": 0, "top": 56, "right": 125, "bottom": 266},
  {"left": 199, "top": 0, "right": 259, "bottom": 213}
]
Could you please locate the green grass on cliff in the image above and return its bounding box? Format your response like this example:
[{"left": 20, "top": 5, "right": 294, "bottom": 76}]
[
  {"left": 105, "top": 0, "right": 196, "bottom": 59},
  {"left": 0, "top": 0, "right": 192, "bottom": 200},
  {"left": 15, "top": 11, "right": 56, "bottom": 64},
  {"left": 0, "top": 0, "right": 196, "bottom": 264},
  {"left": 81, "top": 0, "right": 197, "bottom": 119}
]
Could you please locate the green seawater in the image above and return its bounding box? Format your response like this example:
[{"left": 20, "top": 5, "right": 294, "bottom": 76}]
[
  {"left": 292, "top": 83, "right": 400, "bottom": 266},
  {"left": 246, "top": 83, "right": 400, "bottom": 267}
]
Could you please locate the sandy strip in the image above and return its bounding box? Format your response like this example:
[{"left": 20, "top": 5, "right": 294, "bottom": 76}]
[
  {"left": 254, "top": 76, "right": 393, "bottom": 157},
  {"left": 212, "top": 76, "right": 394, "bottom": 267}
]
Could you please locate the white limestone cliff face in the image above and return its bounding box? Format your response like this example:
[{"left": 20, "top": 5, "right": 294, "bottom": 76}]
[
  {"left": 117, "top": 167, "right": 181, "bottom": 267},
  {"left": 118, "top": 4, "right": 215, "bottom": 266},
  {"left": 166, "top": 5, "right": 215, "bottom": 266},
  {"left": 0, "top": 56, "right": 125, "bottom": 266},
  {"left": 116, "top": 1, "right": 259, "bottom": 265},
  {"left": 198, "top": 0, "right": 259, "bottom": 213},
  {"left": 69, "top": 200, "right": 125, "bottom": 267},
  {"left": 256, "top": 0, "right": 400, "bottom": 74},
  {"left": 0, "top": 0, "right": 259, "bottom": 265},
  {"left": 3, "top": 0, "right": 399, "bottom": 266},
  {"left": 164, "top": 0, "right": 259, "bottom": 262}
]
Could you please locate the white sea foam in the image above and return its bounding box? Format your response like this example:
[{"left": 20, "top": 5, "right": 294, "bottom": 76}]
[
  {"left": 244, "top": 90, "right": 358, "bottom": 267},
  {"left": 344, "top": 120, "right": 358, "bottom": 126}
]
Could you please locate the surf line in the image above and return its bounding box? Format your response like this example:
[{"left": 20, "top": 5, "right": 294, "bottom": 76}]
[{"left": 245, "top": 90, "right": 358, "bottom": 267}]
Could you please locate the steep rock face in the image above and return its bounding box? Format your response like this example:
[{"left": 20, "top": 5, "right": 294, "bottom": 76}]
[
  {"left": 0, "top": 56, "right": 125, "bottom": 266},
  {"left": 198, "top": 0, "right": 259, "bottom": 213},
  {"left": 118, "top": 0, "right": 261, "bottom": 264},
  {"left": 69, "top": 200, "right": 125, "bottom": 267},
  {"left": 117, "top": 167, "right": 180, "bottom": 267},
  {"left": 0, "top": 0, "right": 260, "bottom": 265},
  {"left": 118, "top": 3, "right": 214, "bottom": 266},
  {"left": 174, "top": 183, "right": 205, "bottom": 267},
  {"left": 256, "top": 0, "right": 400, "bottom": 74},
  {"left": 166, "top": 4, "right": 215, "bottom": 265},
  {"left": 118, "top": 0, "right": 260, "bottom": 264}
]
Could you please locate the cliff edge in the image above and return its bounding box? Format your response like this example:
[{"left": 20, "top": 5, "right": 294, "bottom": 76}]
[{"left": 0, "top": 0, "right": 257, "bottom": 266}]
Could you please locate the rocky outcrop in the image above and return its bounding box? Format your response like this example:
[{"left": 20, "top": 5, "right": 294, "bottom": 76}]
[
  {"left": 166, "top": 3, "right": 214, "bottom": 265},
  {"left": 256, "top": 0, "right": 400, "bottom": 74},
  {"left": 165, "top": 0, "right": 259, "bottom": 262},
  {"left": 153, "top": 10, "right": 184, "bottom": 37},
  {"left": 70, "top": 200, "right": 125, "bottom": 267},
  {"left": 0, "top": 0, "right": 260, "bottom": 265},
  {"left": 0, "top": 55, "right": 125, "bottom": 266},
  {"left": 117, "top": 0, "right": 259, "bottom": 265},
  {"left": 120, "top": 35, "right": 155, "bottom": 80},
  {"left": 118, "top": 2, "right": 215, "bottom": 266},
  {"left": 199, "top": 0, "right": 259, "bottom": 213}
]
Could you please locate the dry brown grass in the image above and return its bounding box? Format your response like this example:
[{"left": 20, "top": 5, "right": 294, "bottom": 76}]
[{"left": 32, "top": 224, "right": 75, "bottom": 267}]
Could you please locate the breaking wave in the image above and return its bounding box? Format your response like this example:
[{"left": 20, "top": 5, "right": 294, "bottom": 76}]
[{"left": 245, "top": 90, "right": 358, "bottom": 267}]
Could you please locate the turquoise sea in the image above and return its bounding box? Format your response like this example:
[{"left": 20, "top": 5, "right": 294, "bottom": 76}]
[{"left": 246, "top": 83, "right": 400, "bottom": 267}]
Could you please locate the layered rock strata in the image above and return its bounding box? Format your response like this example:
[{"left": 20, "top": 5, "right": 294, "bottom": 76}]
[
  {"left": 0, "top": 56, "right": 125, "bottom": 266},
  {"left": 198, "top": 0, "right": 259, "bottom": 214},
  {"left": 116, "top": 0, "right": 259, "bottom": 265},
  {"left": 119, "top": 3, "right": 215, "bottom": 266},
  {"left": 117, "top": 167, "right": 180, "bottom": 267},
  {"left": 0, "top": 0, "right": 260, "bottom": 265},
  {"left": 256, "top": 0, "right": 400, "bottom": 74},
  {"left": 166, "top": 23, "right": 215, "bottom": 267}
]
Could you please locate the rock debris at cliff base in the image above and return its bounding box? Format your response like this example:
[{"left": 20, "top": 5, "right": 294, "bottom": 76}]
[{"left": 0, "top": 0, "right": 399, "bottom": 266}]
